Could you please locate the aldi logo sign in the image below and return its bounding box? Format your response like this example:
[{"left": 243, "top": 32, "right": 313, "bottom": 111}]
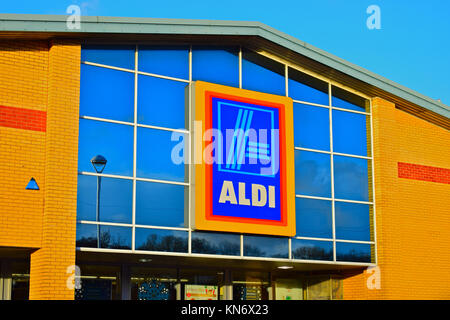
[{"left": 192, "top": 81, "right": 296, "bottom": 237}]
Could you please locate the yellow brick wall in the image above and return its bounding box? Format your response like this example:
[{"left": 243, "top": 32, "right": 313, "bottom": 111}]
[
  {"left": 343, "top": 97, "right": 450, "bottom": 299},
  {"left": 0, "top": 41, "right": 48, "bottom": 248},
  {"left": 29, "top": 40, "right": 80, "bottom": 300},
  {"left": 0, "top": 39, "right": 80, "bottom": 300},
  {"left": 0, "top": 40, "right": 48, "bottom": 111}
]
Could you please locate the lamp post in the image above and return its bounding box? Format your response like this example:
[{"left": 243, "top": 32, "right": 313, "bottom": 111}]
[{"left": 90, "top": 155, "right": 107, "bottom": 248}]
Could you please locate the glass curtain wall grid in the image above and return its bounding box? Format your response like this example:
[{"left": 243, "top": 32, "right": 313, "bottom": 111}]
[{"left": 77, "top": 44, "right": 376, "bottom": 266}]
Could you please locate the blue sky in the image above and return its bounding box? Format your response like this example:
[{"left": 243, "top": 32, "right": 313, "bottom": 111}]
[{"left": 2, "top": 0, "right": 449, "bottom": 105}]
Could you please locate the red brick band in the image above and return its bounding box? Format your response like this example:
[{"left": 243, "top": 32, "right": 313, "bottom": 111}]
[
  {"left": 0, "top": 105, "right": 46, "bottom": 132},
  {"left": 398, "top": 162, "right": 450, "bottom": 184}
]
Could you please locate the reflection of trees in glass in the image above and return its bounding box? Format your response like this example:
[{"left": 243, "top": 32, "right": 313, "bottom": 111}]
[
  {"left": 137, "top": 234, "right": 187, "bottom": 252},
  {"left": 76, "top": 230, "right": 130, "bottom": 249},
  {"left": 338, "top": 249, "right": 371, "bottom": 263},
  {"left": 192, "top": 238, "right": 239, "bottom": 255},
  {"left": 243, "top": 245, "right": 286, "bottom": 258},
  {"left": 103, "top": 231, "right": 129, "bottom": 249},
  {"left": 243, "top": 244, "right": 265, "bottom": 257},
  {"left": 76, "top": 236, "right": 97, "bottom": 248},
  {"left": 292, "top": 246, "right": 333, "bottom": 261}
]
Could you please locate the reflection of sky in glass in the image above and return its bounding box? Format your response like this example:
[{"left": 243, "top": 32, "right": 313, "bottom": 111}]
[
  {"left": 291, "top": 239, "right": 333, "bottom": 261},
  {"left": 77, "top": 175, "right": 133, "bottom": 224},
  {"left": 77, "top": 175, "right": 96, "bottom": 221},
  {"left": 78, "top": 119, "right": 134, "bottom": 176},
  {"left": 335, "top": 202, "right": 371, "bottom": 241},
  {"left": 136, "top": 181, "right": 186, "bottom": 228},
  {"left": 295, "top": 150, "right": 331, "bottom": 198},
  {"left": 288, "top": 68, "right": 329, "bottom": 105},
  {"left": 137, "top": 75, "right": 187, "bottom": 129},
  {"left": 81, "top": 45, "right": 135, "bottom": 70},
  {"left": 334, "top": 155, "right": 369, "bottom": 201},
  {"left": 80, "top": 64, "right": 134, "bottom": 122},
  {"left": 137, "top": 127, "right": 187, "bottom": 182},
  {"left": 333, "top": 110, "right": 368, "bottom": 156},
  {"left": 336, "top": 242, "right": 371, "bottom": 263},
  {"left": 294, "top": 103, "right": 330, "bottom": 151},
  {"left": 191, "top": 231, "right": 240, "bottom": 256},
  {"left": 243, "top": 235, "right": 288, "bottom": 258},
  {"left": 295, "top": 198, "right": 332, "bottom": 238},
  {"left": 242, "top": 52, "right": 285, "bottom": 96},
  {"left": 135, "top": 228, "right": 188, "bottom": 253},
  {"left": 192, "top": 47, "right": 239, "bottom": 87},
  {"left": 138, "top": 46, "right": 189, "bottom": 79}
]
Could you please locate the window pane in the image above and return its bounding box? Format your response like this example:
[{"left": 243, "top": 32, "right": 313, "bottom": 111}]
[
  {"left": 77, "top": 174, "right": 96, "bottom": 222},
  {"left": 332, "top": 278, "right": 343, "bottom": 300},
  {"left": 295, "top": 150, "right": 331, "bottom": 198},
  {"left": 291, "top": 239, "right": 333, "bottom": 261},
  {"left": 335, "top": 202, "right": 371, "bottom": 241},
  {"left": 336, "top": 242, "right": 372, "bottom": 263},
  {"left": 288, "top": 67, "right": 328, "bottom": 105},
  {"left": 192, "top": 47, "right": 239, "bottom": 87},
  {"left": 137, "top": 127, "right": 187, "bottom": 182},
  {"left": 80, "top": 64, "right": 134, "bottom": 122},
  {"left": 242, "top": 50, "right": 285, "bottom": 96},
  {"left": 135, "top": 228, "right": 188, "bottom": 253},
  {"left": 307, "top": 277, "right": 331, "bottom": 300},
  {"left": 138, "top": 46, "right": 189, "bottom": 80},
  {"left": 76, "top": 223, "right": 132, "bottom": 249},
  {"left": 137, "top": 75, "right": 187, "bottom": 129},
  {"left": 100, "top": 225, "right": 132, "bottom": 249},
  {"left": 333, "top": 155, "right": 369, "bottom": 201},
  {"left": 333, "top": 110, "right": 368, "bottom": 156},
  {"left": 294, "top": 103, "right": 330, "bottom": 151},
  {"left": 78, "top": 119, "right": 134, "bottom": 176},
  {"left": 295, "top": 198, "right": 332, "bottom": 238},
  {"left": 77, "top": 175, "right": 132, "bottom": 224},
  {"left": 136, "top": 181, "right": 186, "bottom": 228},
  {"left": 275, "top": 279, "right": 303, "bottom": 300},
  {"left": 243, "top": 235, "right": 288, "bottom": 258},
  {"left": 180, "top": 269, "right": 225, "bottom": 285},
  {"left": 76, "top": 223, "right": 97, "bottom": 248},
  {"left": 81, "top": 45, "right": 135, "bottom": 70},
  {"left": 192, "top": 231, "right": 240, "bottom": 256},
  {"left": 131, "top": 267, "right": 178, "bottom": 300},
  {"left": 331, "top": 86, "right": 369, "bottom": 112}
]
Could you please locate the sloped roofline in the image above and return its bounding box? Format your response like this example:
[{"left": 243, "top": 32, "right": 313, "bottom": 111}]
[{"left": 0, "top": 13, "right": 448, "bottom": 120}]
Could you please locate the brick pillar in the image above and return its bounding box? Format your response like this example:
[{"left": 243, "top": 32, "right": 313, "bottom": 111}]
[
  {"left": 29, "top": 40, "right": 80, "bottom": 300},
  {"left": 368, "top": 97, "right": 399, "bottom": 300},
  {"left": 343, "top": 97, "right": 398, "bottom": 300}
]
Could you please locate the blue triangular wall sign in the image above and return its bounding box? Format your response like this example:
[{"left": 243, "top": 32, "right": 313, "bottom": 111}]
[{"left": 26, "top": 177, "right": 40, "bottom": 190}]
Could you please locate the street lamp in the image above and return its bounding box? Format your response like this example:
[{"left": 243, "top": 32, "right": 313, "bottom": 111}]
[
  {"left": 91, "top": 155, "right": 107, "bottom": 248},
  {"left": 90, "top": 155, "right": 107, "bottom": 174}
]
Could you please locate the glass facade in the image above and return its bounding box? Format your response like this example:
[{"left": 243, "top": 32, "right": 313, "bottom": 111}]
[{"left": 77, "top": 44, "right": 375, "bottom": 265}]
